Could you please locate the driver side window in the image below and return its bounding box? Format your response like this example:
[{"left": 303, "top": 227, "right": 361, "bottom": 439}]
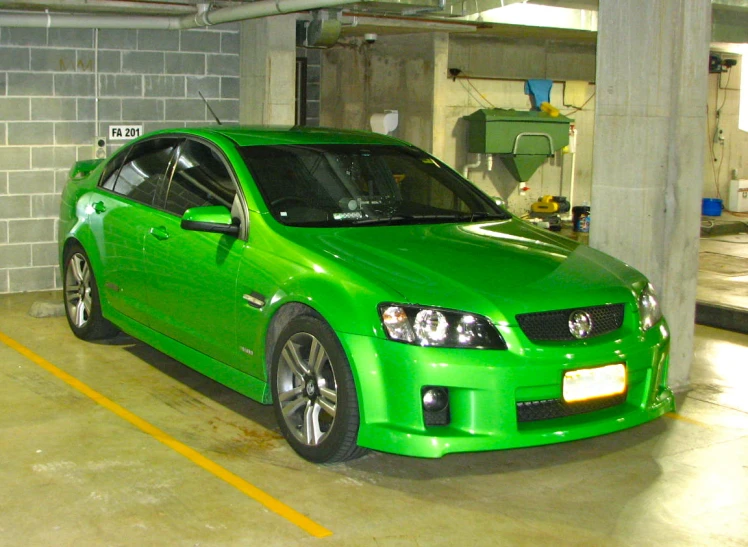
[{"left": 164, "top": 140, "right": 237, "bottom": 217}]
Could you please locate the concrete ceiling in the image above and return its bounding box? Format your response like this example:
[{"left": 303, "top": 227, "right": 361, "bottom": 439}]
[
  {"left": 0, "top": 0, "right": 595, "bottom": 16},
  {"left": 0, "top": 0, "right": 199, "bottom": 16}
]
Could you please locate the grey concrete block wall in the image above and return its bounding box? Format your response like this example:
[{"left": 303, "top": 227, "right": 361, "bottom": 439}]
[
  {"left": 0, "top": 25, "right": 240, "bottom": 294},
  {"left": 296, "top": 47, "right": 322, "bottom": 127}
]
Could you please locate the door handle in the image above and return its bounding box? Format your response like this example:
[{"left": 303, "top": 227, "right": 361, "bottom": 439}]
[
  {"left": 149, "top": 226, "right": 170, "bottom": 241},
  {"left": 92, "top": 201, "right": 106, "bottom": 214}
]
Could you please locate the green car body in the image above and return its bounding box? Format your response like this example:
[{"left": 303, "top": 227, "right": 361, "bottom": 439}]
[{"left": 59, "top": 126, "right": 675, "bottom": 461}]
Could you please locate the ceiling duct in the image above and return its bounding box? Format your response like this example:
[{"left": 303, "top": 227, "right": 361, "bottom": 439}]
[{"left": 306, "top": 18, "right": 343, "bottom": 47}]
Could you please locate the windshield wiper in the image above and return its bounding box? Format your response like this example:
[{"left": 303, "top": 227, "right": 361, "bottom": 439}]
[
  {"left": 352, "top": 213, "right": 471, "bottom": 226},
  {"left": 350, "top": 212, "right": 510, "bottom": 226},
  {"left": 351, "top": 215, "right": 413, "bottom": 225}
]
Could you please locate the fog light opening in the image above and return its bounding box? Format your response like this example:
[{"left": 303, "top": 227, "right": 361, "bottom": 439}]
[{"left": 421, "top": 386, "right": 450, "bottom": 427}]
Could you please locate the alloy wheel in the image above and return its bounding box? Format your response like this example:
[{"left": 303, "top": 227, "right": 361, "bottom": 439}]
[
  {"left": 276, "top": 332, "right": 338, "bottom": 446},
  {"left": 65, "top": 252, "right": 93, "bottom": 328}
]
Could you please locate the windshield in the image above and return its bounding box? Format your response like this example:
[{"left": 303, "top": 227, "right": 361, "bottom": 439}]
[{"left": 239, "top": 144, "right": 510, "bottom": 227}]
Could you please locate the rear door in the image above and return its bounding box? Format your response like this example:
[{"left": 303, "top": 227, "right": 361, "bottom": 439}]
[{"left": 91, "top": 137, "right": 179, "bottom": 325}]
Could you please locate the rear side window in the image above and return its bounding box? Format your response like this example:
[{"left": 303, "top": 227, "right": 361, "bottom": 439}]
[
  {"left": 100, "top": 149, "right": 128, "bottom": 191},
  {"left": 163, "top": 140, "right": 236, "bottom": 216},
  {"left": 103, "top": 138, "right": 178, "bottom": 206}
]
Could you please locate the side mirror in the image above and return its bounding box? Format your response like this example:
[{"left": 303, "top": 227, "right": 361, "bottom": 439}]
[
  {"left": 492, "top": 196, "right": 506, "bottom": 208},
  {"left": 181, "top": 205, "right": 240, "bottom": 236}
]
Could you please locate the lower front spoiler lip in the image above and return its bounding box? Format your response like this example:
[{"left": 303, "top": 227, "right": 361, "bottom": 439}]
[{"left": 357, "top": 387, "right": 676, "bottom": 459}]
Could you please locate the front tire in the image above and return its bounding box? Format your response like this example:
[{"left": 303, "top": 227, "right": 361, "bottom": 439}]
[
  {"left": 63, "top": 243, "right": 118, "bottom": 340},
  {"left": 271, "top": 315, "right": 367, "bottom": 463}
]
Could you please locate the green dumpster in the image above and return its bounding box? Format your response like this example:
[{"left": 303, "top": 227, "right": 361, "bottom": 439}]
[{"left": 464, "top": 109, "right": 573, "bottom": 182}]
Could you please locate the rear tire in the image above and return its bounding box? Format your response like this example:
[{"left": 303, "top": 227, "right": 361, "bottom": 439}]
[
  {"left": 271, "top": 315, "right": 367, "bottom": 463},
  {"left": 62, "top": 243, "right": 118, "bottom": 340}
]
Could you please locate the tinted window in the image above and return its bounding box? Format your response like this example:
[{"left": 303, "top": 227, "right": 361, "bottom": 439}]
[
  {"left": 100, "top": 149, "right": 128, "bottom": 191},
  {"left": 383, "top": 154, "right": 465, "bottom": 212},
  {"left": 240, "top": 144, "right": 509, "bottom": 227},
  {"left": 164, "top": 140, "right": 236, "bottom": 216},
  {"left": 109, "top": 139, "right": 177, "bottom": 206}
]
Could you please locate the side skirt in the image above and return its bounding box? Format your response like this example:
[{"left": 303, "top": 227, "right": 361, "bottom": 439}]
[{"left": 106, "top": 308, "right": 271, "bottom": 404}]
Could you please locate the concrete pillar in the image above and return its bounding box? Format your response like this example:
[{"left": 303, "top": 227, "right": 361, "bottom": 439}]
[
  {"left": 321, "top": 33, "right": 445, "bottom": 152},
  {"left": 591, "top": 0, "right": 711, "bottom": 390},
  {"left": 431, "top": 33, "right": 450, "bottom": 161},
  {"left": 239, "top": 15, "right": 296, "bottom": 125}
]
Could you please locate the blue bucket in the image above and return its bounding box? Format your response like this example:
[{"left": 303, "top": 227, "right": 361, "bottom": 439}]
[{"left": 702, "top": 198, "right": 723, "bottom": 217}]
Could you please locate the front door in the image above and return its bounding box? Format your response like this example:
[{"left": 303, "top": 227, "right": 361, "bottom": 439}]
[{"left": 144, "top": 138, "right": 246, "bottom": 368}]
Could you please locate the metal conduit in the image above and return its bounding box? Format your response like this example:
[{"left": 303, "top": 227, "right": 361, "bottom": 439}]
[{"left": 0, "top": 0, "right": 362, "bottom": 29}]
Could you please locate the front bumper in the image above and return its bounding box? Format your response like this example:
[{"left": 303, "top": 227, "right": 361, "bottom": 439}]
[{"left": 339, "top": 322, "right": 674, "bottom": 458}]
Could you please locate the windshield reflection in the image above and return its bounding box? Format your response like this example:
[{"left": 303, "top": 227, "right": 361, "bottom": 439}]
[{"left": 240, "top": 144, "right": 510, "bottom": 227}]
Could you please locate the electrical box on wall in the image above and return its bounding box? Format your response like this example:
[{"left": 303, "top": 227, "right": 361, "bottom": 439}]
[
  {"left": 728, "top": 179, "right": 748, "bottom": 212},
  {"left": 463, "top": 109, "right": 573, "bottom": 182}
]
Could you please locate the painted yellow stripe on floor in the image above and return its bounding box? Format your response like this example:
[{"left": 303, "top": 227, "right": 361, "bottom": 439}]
[
  {"left": 665, "top": 412, "right": 711, "bottom": 428},
  {"left": 0, "top": 330, "right": 332, "bottom": 539}
]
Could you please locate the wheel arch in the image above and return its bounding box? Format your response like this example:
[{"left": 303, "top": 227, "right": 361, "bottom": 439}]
[
  {"left": 259, "top": 266, "right": 394, "bottom": 403},
  {"left": 264, "top": 301, "right": 322, "bottom": 386},
  {"left": 61, "top": 235, "right": 82, "bottom": 261}
]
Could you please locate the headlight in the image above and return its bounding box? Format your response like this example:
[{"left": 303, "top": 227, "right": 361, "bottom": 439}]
[
  {"left": 379, "top": 304, "right": 507, "bottom": 349},
  {"left": 638, "top": 283, "right": 663, "bottom": 331}
]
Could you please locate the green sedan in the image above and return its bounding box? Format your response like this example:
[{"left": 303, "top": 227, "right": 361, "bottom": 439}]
[{"left": 59, "top": 126, "right": 675, "bottom": 463}]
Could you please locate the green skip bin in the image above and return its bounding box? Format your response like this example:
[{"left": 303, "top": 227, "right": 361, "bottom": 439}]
[{"left": 464, "top": 108, "right": 573, "bottom": 182}]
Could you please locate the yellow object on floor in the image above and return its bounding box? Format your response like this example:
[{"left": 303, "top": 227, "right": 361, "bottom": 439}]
[
  {"left": 531, "top": 201, "right": 560, "bottom": 214},
  {"left": 531, "top": 195, "right": 560, "bottom": 214}
]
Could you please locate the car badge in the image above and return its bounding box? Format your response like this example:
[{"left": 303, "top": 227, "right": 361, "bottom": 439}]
[{"left": 568, "top": 311, "right": 593, "bottom": 339}]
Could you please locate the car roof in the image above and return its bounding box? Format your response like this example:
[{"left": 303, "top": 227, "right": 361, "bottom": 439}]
[{"left": 147, "top": 125, "right": 406, "bottom": 148}]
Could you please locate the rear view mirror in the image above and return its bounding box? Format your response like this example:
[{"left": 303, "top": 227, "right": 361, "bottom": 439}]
[{"left": 181, "top": 205, "right": 239, "bottom": 236}]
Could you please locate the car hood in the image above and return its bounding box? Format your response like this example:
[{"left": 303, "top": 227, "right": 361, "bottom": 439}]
[{"left": 283, "top": 219, "right": 644, "bottom": 321}]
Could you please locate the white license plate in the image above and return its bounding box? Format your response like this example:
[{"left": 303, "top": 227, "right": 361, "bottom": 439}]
[{"left": 563, "top": 363, "right": 627, "bottom": 403}]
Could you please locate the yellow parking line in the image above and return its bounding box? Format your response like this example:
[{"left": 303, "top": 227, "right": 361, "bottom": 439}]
[
  {"left": 0, "top": 330, "right": 332, "bottom": 539},
  {"left": 665, "top": 412, "right": 711, "bottom": 428}
]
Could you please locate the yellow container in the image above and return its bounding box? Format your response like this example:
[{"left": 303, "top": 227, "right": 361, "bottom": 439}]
[{"left": 531, "top": 201, "right": 559, "bottom": 214}]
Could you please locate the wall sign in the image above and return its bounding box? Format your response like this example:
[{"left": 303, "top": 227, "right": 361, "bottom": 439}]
[{"left": 108, "top": 125, "right": 143, "bottom": 140}]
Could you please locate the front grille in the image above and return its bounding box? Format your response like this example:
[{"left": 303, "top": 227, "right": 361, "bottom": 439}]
[
  {"left": 516, "top": 393, "right": 627, "bottom": 423},
  {"left": 516, "top": 303, "right": 625, "bottom": 342}
]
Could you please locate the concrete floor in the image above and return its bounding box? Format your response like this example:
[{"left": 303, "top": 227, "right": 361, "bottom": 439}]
[
  {"left": 1, "top": 291, "right": 747, "bottom": 546},
  {"left": 696, "top": 213, "right": 748, "bottom": 334},
  {"left": 698, "top": 212, "right": 748, "bottom": 311}
]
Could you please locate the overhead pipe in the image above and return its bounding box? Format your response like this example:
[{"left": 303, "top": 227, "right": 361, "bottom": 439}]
[
  {"left": 0, "top": 0, "right": 364, "bottom": 29},
  {"left": 0, "top": 9, "right": 181, "bottom": 29}
]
